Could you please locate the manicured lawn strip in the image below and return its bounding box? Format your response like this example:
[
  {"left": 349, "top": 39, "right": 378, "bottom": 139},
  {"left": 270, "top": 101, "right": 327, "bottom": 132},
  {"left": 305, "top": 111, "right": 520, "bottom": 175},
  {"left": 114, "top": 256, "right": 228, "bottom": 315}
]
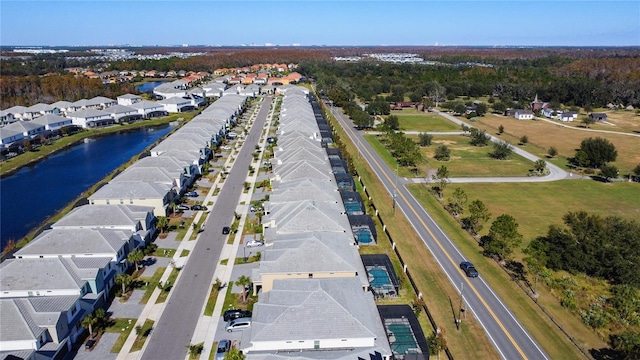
[
  {"left": 153, "top": 248, "right": 176, "bottom": 258},
  {"left": 395, "top": 112, "right": 461, "bottom": 132},
  {"left": 156, "top": 267, "right": 181, "bottom": 303},
  {"left": 329, "top": 108, "right": 499, "bottom": 359},
  {"left": 106, "top": 318, "right": 136, "bottom": 353},
  {"left": 442, "top": 181, "right": 640, "bottom": 246},
  {"left": 410, "top": 134, "right": 535, "bottom": 177},
  {"left": 180, "top": 249, "right": 190, "bottom": 257},
  {"left": 130, "top": 319, "right": 155, "bottom": 352},
  {"left": 407, "top": 184, "right": 605, "bottom": 356},
  {"left": 221, "top": 281, "right": 237, "bottom": 311},
  {"left": 471, "top": 114, "right": 640, "bottom": 173},
  {"left": 203, "top": 284, "right": 220, "bottom": 316},
  {"left": 139, "top": 267, "right": 165, "bottom": 304}
]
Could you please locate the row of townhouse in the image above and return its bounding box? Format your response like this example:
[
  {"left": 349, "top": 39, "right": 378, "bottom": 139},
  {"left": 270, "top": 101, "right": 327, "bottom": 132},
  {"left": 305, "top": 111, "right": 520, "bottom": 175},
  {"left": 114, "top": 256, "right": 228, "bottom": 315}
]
[
  {"left": 88, "top": 93, "right": 249, "bottom": 217},
  {"left": 0, "top": 93, "right": 250, "bottom": 359},
  {"left": 0, "top": 92, "right": 207, "bottom": 150},
  {"left": 237, "top": 86, "right": 405, "bottom": 360},
  {"left": 0, "top": 204, "right": 157, "bottom": 360}
]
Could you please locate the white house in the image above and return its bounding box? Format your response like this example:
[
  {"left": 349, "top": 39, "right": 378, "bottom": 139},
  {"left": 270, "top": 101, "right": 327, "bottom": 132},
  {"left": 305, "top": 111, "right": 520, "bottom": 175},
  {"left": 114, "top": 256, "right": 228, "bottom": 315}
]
[
  {"left": 0, "top": 109, "right": 18, "bottom": 126},
  {"left": 514, "top": 109, "right": 534, "bottom": 120},
  {"left": 31, "top": 114, "right": 73, "bottom": 132},
  {"left": 560, "top": 111, "right": 578, "bottom": 122},
  {"left": 2, "top": 120, "right": 46, "bottom": 140},
  {"left": 129, "top": 100, "right": 167, "bottom": 118},
  {"left": 103, "top": 104, "right": 141, "bottom": 122},
  {"left": 117, "top": 93, "right": 142, "bottom": 106},
  {"left": 159, "top": 97, "right": 194, "bottom": 113},
  {"left": 68, "top": 108, "right": 113, "bottom": 128},
  {"left": 0, "top": 126, "right": 25, "bottom": 148}
]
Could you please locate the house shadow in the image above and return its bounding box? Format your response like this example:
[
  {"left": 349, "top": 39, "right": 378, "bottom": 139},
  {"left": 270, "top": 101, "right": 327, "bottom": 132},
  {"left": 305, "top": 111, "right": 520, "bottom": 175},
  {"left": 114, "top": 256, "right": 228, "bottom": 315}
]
[{"left": 590, "top": 347, "right": 620, "bottom": 360}]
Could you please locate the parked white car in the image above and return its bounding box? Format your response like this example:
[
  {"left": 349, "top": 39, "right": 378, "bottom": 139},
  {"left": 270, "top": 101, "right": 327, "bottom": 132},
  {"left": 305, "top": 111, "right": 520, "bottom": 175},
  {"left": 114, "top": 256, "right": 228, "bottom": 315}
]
[{"left": 246, "top": 239, "right": 264, "bottom": 248}]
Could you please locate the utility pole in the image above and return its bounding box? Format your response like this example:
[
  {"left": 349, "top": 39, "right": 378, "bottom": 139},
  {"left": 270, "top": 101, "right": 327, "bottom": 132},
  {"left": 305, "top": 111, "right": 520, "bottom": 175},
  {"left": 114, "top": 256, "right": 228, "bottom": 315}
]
[
  {"left": 458, "top": 282, "right": 464, "bottom": 328},
  {"left": 393, "top": 163, "right": 398, "bottom": 215}
]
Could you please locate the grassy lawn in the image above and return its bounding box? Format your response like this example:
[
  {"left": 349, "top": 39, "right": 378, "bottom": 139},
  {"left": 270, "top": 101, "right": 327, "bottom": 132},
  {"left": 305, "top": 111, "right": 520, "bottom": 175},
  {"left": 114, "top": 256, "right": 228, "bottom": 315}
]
[
  {"left": 130, "top": 319, "right": 155, "bottom": 352},
  {"left": 471, "top": 114, "right": 640, "bottom": 174},
  {"left": 139, "top": 267, "right": 165, "bottom": 304},
  {"left": 203, "top": 284, "right": 220, "bottom": 316},
  {"left": 153, "top": 248, "right": 176, "bottom": 258},
  {"left": 180, "top": 249, "right": 190, "bottom": 257},
  {"left": 393, "top": 110, "right": 462, "bottom": 132},
  {"left": 156, "top": 267, "right": 181, "bottom": 303},
  {"left": 106, "top": 318, "right": 136, "bottom": 353},
  {"left": 412, "top": 134, "right": 535, "bottom": 177},
  {"left": 434, "top": 180, "right": 640, "bottom": 254}
]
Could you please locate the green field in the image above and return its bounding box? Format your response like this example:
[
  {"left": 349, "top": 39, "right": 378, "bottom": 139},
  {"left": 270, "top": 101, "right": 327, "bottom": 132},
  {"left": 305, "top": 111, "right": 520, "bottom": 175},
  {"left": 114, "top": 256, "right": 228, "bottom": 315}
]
[
  {"left": 364, "top": 133, "right": 535, "bottom": 178},
  {"left": 393, "top": 110, "right": 461, "bottom": 132},
  {"left": 430, "top": 180, "right": 640, "bottom": 248},
  {"left": 411, "top": 134, "right": 535, "bottom": 177}
]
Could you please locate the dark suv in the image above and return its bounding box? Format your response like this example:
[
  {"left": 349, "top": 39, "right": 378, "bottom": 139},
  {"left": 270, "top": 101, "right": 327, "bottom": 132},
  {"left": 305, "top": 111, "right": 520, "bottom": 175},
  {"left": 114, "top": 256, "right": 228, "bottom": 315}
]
[
  {"left": 222, "top": 226, "right": 230, "bottom": 235},
  {"left": 223, "top": 309, "right": 252, "bottom": 322},
  {"left": 460, "top": 261, "right": 479, "bottom": 277}
]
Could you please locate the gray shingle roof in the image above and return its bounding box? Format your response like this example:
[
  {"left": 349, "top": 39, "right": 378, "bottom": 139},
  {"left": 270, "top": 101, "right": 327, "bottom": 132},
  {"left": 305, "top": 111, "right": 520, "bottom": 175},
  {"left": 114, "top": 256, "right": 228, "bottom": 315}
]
[
  {"left": 52, "top": 204, "right": 152, "bottom": 230},
  {"left": 15, "top": 228, "right": 131, "bottom": 257},
  {"left": 0, "top": 258, "right": 86, "bottom": 293}
]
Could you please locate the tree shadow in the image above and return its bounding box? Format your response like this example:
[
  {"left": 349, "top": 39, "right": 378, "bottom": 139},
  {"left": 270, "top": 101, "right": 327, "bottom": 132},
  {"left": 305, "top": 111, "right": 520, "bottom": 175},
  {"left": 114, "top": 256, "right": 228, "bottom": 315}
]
[{"left": 589, "top": 347, "right": 619, "bottom": 360}]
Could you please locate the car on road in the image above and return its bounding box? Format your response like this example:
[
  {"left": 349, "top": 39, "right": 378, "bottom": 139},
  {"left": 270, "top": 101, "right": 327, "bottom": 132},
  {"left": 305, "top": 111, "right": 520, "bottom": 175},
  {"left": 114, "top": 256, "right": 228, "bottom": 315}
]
[
  {"left": 190, "top": 205, "right": 208, "bottom": 211},
  {"left": 85, "top": 339, "right": 96, "bottom": 350},
  {"left": 176, "top": 204, "right": 190, "bottom": 211},
  {"left": 245, "top": 239, "right": 264, "bottom": 248},
  {"left": 460, "top": 261, "right": 479, "bottom": 277},
  {"left": 215, "top": 339, "right": 231, "bottom": 360},
  {"left": 185, "top": 191, "right": 198, "bottom": 197},
  {"left": 226, "top": 317, "right": 251, "bottom": 332},
  {"left": 222, "top": 226, "right": 230, "bottom": 235},
  {"left": 223, "top": 309, "right": 252, "bottom": 322}
]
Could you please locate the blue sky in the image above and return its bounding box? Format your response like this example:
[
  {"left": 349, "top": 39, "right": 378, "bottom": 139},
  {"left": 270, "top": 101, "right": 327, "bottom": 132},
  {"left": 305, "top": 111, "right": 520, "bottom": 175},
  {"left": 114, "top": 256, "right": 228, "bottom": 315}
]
[{"left": 1, "top": 1, "right": 639, "bottom": 47}]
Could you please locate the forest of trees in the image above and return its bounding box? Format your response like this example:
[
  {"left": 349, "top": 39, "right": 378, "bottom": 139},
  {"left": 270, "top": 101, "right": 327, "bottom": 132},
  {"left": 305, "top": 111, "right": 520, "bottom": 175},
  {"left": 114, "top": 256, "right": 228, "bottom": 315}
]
[
  {"left": 0, "top": 75, "right": 135, "bottom": 108},
  {"left": 301, "top": 55, "right": 640, "bottom": 109}
]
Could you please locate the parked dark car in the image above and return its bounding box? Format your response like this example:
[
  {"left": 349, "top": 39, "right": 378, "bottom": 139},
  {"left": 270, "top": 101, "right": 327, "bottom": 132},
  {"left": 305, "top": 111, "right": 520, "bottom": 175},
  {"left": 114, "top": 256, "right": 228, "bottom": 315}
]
[
  {"left": 191, "top": 205, "right": 208, "bottom": 211},
  {"left": 186, "top": 191, "right": 198, "bottom": 197},
  {"left": 215, "top": 339, "right": 231, "bottom": 360},
  {"left": 223, "top": 309, "right": 252, "bottom": 322},
  {"left": 460, "top": 261, "right": 479, "bottom": 278},
  {"left": 222, "top": 226, "right": 230, "bottom": 235},
  {"left": 85, "top": 339, "right": 96, "bottom": 350}
]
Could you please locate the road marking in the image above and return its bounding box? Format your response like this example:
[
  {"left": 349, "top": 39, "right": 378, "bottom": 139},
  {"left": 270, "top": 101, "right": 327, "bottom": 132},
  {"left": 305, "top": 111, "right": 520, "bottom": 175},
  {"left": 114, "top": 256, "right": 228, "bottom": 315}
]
[{"left": 331, "top": 107, "right": 533, "bottom": 360}]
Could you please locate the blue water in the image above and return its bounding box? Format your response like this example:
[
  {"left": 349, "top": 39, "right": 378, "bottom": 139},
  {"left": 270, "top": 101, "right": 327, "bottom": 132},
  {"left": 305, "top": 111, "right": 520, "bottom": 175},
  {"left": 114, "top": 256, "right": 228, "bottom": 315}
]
[
  {"left": 0, "top": 125, "right": 175, "bottom": 248},
  {"left": 387, "top": 323, "right": 419, "bottom": 355},
  {"left": 355, "top": 228, "right": 373, "bottom": 244},
  {"left": 369, "top": 268, "right": 392, "bottom": 288},
  {"left": 344, "top": 202, "right": 363, "bottom": 214},
  {"left": 135, "top": 81, "right": 168, "bottom": 93}
]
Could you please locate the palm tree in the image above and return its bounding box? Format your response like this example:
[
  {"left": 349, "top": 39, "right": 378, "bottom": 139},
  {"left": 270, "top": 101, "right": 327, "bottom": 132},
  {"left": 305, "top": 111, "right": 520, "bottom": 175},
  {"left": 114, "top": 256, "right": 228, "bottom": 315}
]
[
  {"left": 156, "top": 216, "right": 169, "bottom": 235},
  {"left": 94, "top": 308, "right": 108, "bottom": 329},
  {"left": 115, "top": 273, "right": 132, "bottom": 296},
  {"left": 82, "top": 313, "right": 98, "bottom": 338},
  {"left": 236, "top": 275, "right": 252, "bottom": 304},
  {"left": 127, "top": 249, "right": 144, "bottom": 270}
]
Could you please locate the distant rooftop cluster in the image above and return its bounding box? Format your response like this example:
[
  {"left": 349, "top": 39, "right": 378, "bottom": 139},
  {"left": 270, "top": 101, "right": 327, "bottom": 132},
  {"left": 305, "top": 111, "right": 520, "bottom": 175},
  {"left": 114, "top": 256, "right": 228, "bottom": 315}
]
[
  {"left": 333, "top": 52, "right": 431, "bottom": 64},
  {"left": 12, "top": 48, "right": 69, "bottom": 54}
]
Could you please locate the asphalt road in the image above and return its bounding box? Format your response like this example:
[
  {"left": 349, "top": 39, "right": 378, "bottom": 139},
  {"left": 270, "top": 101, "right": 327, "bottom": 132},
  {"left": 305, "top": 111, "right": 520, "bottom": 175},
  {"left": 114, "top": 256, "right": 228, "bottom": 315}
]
[
  {"left": 328, "top": 104, "right": 550, "bottom": 360},
  {"left": 140, "top": 97, "right": 273, "bottom": 360}
]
